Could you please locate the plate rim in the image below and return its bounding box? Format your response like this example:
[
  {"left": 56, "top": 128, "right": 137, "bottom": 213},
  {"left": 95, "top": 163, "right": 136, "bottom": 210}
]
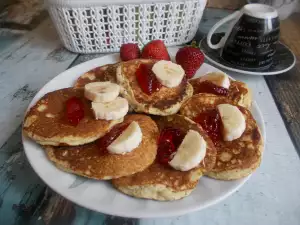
[
  {"left": 22, "top": 48, "right": 266, "bottom": 218},
  {"left": 199, "top": 38, "right": 296, "bottom": 76}
]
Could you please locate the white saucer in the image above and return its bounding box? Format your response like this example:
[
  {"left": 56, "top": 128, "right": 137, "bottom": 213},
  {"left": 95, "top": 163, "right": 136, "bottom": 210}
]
[
  {"left": 200, "top": 35, "right": 296, "bottom": 76},
  {"left": 22, "top": 47, "right": 265, "bottom": 218}
]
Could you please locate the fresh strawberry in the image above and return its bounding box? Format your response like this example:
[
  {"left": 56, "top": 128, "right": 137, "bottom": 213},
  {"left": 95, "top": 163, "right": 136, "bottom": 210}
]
[
  {"left": 175, "top": 46, "right": 204, "bottom": 78},
  {"left": 120, "top": 43, "right": 140, "bottom": 61},
  {"left": 141, "top": 40, "right": 170, "bottom": 61}
]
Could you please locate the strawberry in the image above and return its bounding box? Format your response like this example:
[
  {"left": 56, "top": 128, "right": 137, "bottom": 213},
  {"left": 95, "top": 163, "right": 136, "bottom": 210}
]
[
  {"left": 175, "top": 46, "right": 204, "bottom": 78},
  {"left": 141, "top": 40, "right": 170, "bottom": 61},
  {"left": 65, "top": 96, "right": 84, "bottom": 126},
  {"left": 136, "top": 63, "right": 162, "bottom": 95},
  {"left": 120, "top": 43, "right": 140, "bottom": 61}
]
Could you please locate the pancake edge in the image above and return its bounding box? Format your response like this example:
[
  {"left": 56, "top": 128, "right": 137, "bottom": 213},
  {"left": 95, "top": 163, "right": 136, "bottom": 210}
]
[
  {"left": 113, "top": 168, "right": 202, "bottom": 201},
  {"left": 23, "top": 118, "right": 123, "bottom": 146}
]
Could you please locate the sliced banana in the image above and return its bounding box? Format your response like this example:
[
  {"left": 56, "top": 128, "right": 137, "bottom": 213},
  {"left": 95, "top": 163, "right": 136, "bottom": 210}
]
[
  {"left": 152, "top": 60, "right": 185, "bottom": 88},
  {"left": 199, "top": 72, "right": 230, "bottom": 89},
  {"left": 91, "top": 97, "right": 128, "bottom": 120},
  {"left": 169, "top": 130, "right": 207, "bottom": 171},
  {"left": 84, "top": 81, "right": 120, "bottom": 103},
  {"left": 107, "top": 121, "right": 142, "bottom": 154},
  {"left": 217, "top": 104, "right": 246, "bottom": 141}
]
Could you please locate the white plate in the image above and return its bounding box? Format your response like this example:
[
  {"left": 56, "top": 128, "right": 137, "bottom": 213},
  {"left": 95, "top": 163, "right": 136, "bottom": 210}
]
[{"left": 22, "top": 47, "right": 265, "bottom": 218}]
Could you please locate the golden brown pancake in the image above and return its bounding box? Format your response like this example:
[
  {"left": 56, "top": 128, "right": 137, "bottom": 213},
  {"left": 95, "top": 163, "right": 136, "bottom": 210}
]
[
  {"left": 189, "top": 76, "right": 252, "bottom": 108},
  {"left": 23, "top": 88, "right": 121, "bottom": 146},
  {"left": 116, "top": 59, "right": 193, "bottom": 116},
  {"left": 112, "top": 115, "right": 217, "bottom": 201},
  {"left": 180, "top": 93, "right": 263, "bottom": 180},
  {"left": 44, "top": 114, "right": 158, "bottom": 180},
  {"left": 74, "top": 63, "right": 118, "bottom": 88}
]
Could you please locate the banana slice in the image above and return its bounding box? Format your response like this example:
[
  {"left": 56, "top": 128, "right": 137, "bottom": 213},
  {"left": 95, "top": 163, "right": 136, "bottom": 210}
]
[
  {"left": 107, "top": 121, "right": 142, "bottom": 154},
  {"left": 199, "top": 72, "right": 230, "bottom": 89},
  {"left": 84, "top": 82, "right": 120, "bottom": 103},
  {"left": 152, "top": 60, "right": 185, "bottom": 88},
  {"left": 217, "top": 104, "right": 246, "bottom": 141},
  {"left": 91, "top": 97, "right": 128, "bottom": 120},
  {"left": 169, "top": 130, "right": 207, "bottom": 171}
]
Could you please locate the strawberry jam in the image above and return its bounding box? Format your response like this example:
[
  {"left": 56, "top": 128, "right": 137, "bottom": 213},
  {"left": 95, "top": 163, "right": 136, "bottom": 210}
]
[
  {"left": 97, "top": 123, "right": 129, "bottom": 154},
  {"left": 65, "top": 97, "right": 84, "bottom": 126},
  {"left": 157, "top": 127, "right": 186, "bottom": 165},
  {"left": 136, "top": 63, "right": 162, "bottom": 95},
  {"left": 194, "top": 81, "right": 229, "bottom": 96},
  {"left": 194, "top": 109, "right": 222, "bottom": 146}
]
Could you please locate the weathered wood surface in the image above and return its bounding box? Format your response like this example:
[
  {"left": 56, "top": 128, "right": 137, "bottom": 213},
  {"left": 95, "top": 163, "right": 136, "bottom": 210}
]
[
  {"left": 0, "top": 16, "right": 79, "bottom": 225},
  {"left": 0, "top": 18, "right": 77, "bottom": 147},
  {"left": 1, "top": 6, "right": 300, "bottom": 225},
  {"left": 264, "top": 13, "right": 300, "bottom": 154}
]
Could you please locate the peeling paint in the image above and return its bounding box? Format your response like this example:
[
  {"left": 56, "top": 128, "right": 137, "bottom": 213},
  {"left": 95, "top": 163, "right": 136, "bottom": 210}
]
[
  {"left": 104, "top": 216, "right": 139, "bottom": 225},
  {"left": 46, "top": 46, "right": 77, "bottom": 63},
  {"left": 11, "top": 84, "right": 37, "bottom": 102}
]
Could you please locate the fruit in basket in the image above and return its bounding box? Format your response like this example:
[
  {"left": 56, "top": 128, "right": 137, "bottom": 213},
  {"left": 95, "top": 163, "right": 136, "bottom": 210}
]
[
  {"left": 141, "top": 40, "right": 170, "bottom": 61},
  {"left": 175, "top": 45, "right": 204, "bottom": 78},
  {"left": 120, "top": 43, "right": 140, "bottom": 61}
]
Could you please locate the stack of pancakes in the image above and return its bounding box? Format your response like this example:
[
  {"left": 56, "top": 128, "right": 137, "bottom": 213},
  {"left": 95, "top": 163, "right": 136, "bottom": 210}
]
[{"left": 23, "top": 59, "right": 263, "bottom": 201}]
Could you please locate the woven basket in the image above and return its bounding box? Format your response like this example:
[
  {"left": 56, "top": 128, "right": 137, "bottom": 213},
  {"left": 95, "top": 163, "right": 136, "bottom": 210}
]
[{"left": 45, "top": 0, "right": 207, "bottom": 53}]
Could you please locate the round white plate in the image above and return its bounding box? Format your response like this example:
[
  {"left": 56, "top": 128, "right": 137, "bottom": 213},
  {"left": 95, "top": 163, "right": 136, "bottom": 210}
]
[{"left": 23, "top": 47, "right": 265, "bottom": 218}]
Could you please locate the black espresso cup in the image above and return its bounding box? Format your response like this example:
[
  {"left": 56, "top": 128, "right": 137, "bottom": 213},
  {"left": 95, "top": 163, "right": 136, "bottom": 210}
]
[{"left": 207, "top": 4, "right": 280, "bottom": 69}]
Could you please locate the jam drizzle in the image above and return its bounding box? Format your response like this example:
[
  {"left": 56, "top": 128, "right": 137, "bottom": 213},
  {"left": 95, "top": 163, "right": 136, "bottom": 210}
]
[
  {"left": 194, "top": 109, "right": 222, "bottom": 146},
  {"left": 194, "top": 81, "right": 229, "bottom": 96},
  {"left": 65, "top": 96, "right": 85, "bottom": 126},
  {"left": 136, "top": 63, "right": 162, "bottom": 95},
  {"left": 97, "top": 123, "right": 129, "bottom": 154},
  {"left": 157, "top": 127, "right": 186, "bottom": 165}
]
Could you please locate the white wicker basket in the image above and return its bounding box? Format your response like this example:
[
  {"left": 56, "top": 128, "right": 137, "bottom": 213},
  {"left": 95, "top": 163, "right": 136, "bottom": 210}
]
[{"left": 45, "top": 0, "right": 207, "bottom": 53}]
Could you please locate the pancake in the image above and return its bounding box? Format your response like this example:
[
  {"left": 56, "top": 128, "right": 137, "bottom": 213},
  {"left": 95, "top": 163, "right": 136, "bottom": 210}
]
[
  {"left": 74, "top": 63, "right": 118, "bottom": 88},
  {"left": 23, "top": 88, "right": 122, "bottom": 146},
  {"left": 116, "top": 59, "right": 193, "bottom": 116},
  {"left": 189, "top": 76, "right": 252, "bottom": 108},
  {"left": 112, "top": 114, "right": 217, "bottom": 201},
  {"left": 180, "top": 93, "right": 263, "bottom": 180},
  {"left": 44, "top": 114, "right": 158, "bottom": 180}
]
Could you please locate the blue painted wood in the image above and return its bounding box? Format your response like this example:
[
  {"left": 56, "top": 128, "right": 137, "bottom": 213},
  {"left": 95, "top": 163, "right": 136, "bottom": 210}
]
[
  {"left": 0, "top": 7, "right": 299, "bottom": 225},
  {"left": 0, "top": 126, "right": 45, "bottom": 225},
  {"left": 198, "top": 8, "right": 232, "bottom": 35},
  {"left": 0, "top": 18, "right": 79, "bottom": 225},
  {"left": 0, "top": 30, "right": 25, "bottom": 54},
  {"left": 0, "top": 19, "right": 77, "bottom": 147}
]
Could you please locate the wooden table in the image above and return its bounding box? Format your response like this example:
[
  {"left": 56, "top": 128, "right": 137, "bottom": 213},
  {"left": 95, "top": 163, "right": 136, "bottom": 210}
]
[{"left": 1, "top": 4, "right": 300, "bottom": 225}]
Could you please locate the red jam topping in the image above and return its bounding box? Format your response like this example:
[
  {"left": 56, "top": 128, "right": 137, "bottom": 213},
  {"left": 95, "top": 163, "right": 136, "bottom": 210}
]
[
  {"left": 136, "top": 63, "right": 162, "bottom": 95},
  {"left": 65, "top": 97, "right": 84, "bottom": 126},
  {"left": 194, "top": 109, "right": 222, "bottom": 145},
  {"left": 157, "top": 127, "right": 186, "bottom": 165},
  {"left": 97, "top": 123, "right": 129, "bottom": 154},
  {"left": 194, "top": 81, "right": 229, "bottom": 96}
]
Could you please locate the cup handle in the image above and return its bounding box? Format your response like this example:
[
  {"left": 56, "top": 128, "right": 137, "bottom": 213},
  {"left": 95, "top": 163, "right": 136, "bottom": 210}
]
[{"left": 207, "top": 11, "right": 240, "bottom": 50}]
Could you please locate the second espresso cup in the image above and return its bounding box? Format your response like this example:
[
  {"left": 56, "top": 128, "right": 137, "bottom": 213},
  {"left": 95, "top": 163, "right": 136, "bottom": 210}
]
[{"left": 207, "top": 4, "right": 280, "bottom": 69}]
